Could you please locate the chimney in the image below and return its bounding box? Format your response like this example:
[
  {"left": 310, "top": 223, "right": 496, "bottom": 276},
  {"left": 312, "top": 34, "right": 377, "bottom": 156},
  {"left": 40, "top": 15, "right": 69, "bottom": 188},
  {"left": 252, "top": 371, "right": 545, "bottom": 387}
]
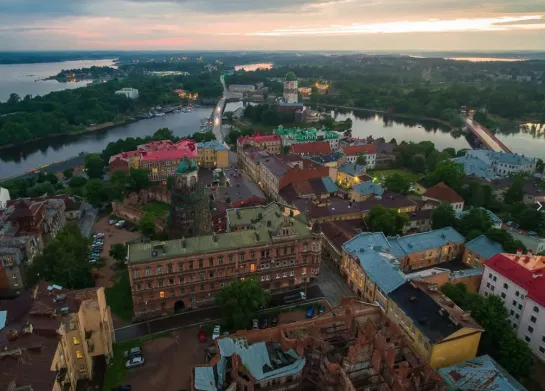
[
  {"left": 528, "top": 249, "right": 534, "bottom": 256},
  {"left": 516, "top": 248, "right": 523, "bottom": 257}
]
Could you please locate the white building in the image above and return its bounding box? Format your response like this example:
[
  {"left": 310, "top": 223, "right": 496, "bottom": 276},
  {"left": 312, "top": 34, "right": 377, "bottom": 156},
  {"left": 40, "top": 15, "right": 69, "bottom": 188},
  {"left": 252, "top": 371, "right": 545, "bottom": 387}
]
[
  {"left": 479, "top": 251, "right": 545, "bottom": 361},
  {"left": 452, "top": 149, "right": 536, "bottom": 180},
  {"left": 283, "top": 72, "right": 298, "bottom": 104},
  {"left": 341, "top": 144, "right": 377, "bottom": 169},
  {"left": 115, "top": 88, "right": 139, "bottom": 99},
  {"left": 0, "top": 187, "right": 10, "bottom": 209},
  {"left": 228, "top": 85, "right": 256, "bottom": 93}
]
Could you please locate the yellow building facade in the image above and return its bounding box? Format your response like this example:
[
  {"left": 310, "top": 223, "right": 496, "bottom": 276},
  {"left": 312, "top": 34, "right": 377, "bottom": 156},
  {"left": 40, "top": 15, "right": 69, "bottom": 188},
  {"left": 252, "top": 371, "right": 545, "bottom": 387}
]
[{"left": 197, "top": 141, "right": 230, "bottom": 168}]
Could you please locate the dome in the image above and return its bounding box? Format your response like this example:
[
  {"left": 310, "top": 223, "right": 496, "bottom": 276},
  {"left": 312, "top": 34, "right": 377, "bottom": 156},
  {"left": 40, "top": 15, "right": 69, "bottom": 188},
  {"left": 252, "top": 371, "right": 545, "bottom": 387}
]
[
  {"left": 176, "top": 155, "right": 198, "bottom": 174},
  {"left": 285, "top": 72, "right": 297, "bottom": 81}
]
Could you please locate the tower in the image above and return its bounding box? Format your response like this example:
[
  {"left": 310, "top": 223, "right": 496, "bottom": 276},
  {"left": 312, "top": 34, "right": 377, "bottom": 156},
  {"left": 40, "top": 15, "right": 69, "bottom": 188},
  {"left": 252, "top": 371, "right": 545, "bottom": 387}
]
[
  {"left": 168, "top": 156, "right": 212, "bottom": 239},
  {"left": 283, "top": 71, "right": 298, "bottom": 103}
]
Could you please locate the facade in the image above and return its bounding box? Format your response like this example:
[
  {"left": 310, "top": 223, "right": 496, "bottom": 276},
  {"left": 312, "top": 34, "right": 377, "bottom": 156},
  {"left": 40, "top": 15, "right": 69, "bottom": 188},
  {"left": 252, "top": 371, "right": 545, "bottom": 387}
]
[
  {"left": 452, "top": 149, "right": 537, "bottom": 180},
  {"left": 337, "top": 163, "right": 367, "bottom": 188},
  {"left": 463, "top": 234, "right": 504, "bottom": 268},
  {"left": 114, "top": 87, "right": 139, "bottom": 99},
  {"left": 128, "top": 203, "right": 321, "bottom": 319},
  {"left": 259, "top": 156, "right": 290, "bottom": 201},
  {"left": 274, "top": 127, "right": 340, "bottom": 151},
  {"left": 0, "top": 235, "right": 42, "bottom": 292},
  {"left": 480, "top": 252, "right": 545, "bottom": 361},
  {"left": 228, "top": 84, "right": 256, "bottom": 93},
  {"left": 283, "top": 71, "right": 298, "bottom": 103},
  {"left": 422, "top": 182, "right": 465, "bottom": 212},
  {"left": 373, "top": 140, "right": 396, "bottom": 168},
  {"left": 350, "top": 181, "right": 384, "bottom": 202},
  {"left": 404, "top": 209, "right": 433, "bottom": 234},
  {"left": 237, "top": 134, "right": 282, "bottom": 155},
  {"left": 139, "top": 139, "right": 198, "bottom": 183},
  {"left": 342, "top": 144, "right": 377, "bottom": 169},
  {"left": 196, "top": 140, "right": 230, "bottom": 168},
  {"left": 509, "top": 231, "right": 545, "bottom": 254},
  {"left": 168, "top": 157, "right": 212, "bottom": 239},
  {"left": 0, "top": 283, "right": 115, "bottom": 391},
  {"left": 0, "top": 187, "right": 10, "bottom": 208},
  {"left": 193, "top": 298, "right": 447, "bottom": 391}
]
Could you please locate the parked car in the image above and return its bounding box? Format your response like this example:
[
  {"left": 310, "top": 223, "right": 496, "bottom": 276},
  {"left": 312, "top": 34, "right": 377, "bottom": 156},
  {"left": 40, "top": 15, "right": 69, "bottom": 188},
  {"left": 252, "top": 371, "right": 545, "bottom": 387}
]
[
  {"left": 212, "top": 325, "right": 221, "bottom": 340},
  {"left": 123, "top": 346, "right": 142, "bottom": 359},
  {"left": 271, "top": 316, "right": 279, "bottom": 327},
  {"left": 125, "top": 356, "right": 144, "bottom": 369},
  {"left": 528, "top": 231, "right": 538, "bottom": 236},
  {"left": 306, "top": 306, "right": 315, "bottom": 319},
  {"left": 318, "top": 305, "right": 325, "bottom": 314},
  {"left": 252, "top": 319, "right": 259, "bottom": 330},
  {"left": 198, "top": 328, "right": 206, "bottom": 343},
  {"left": 259, "top": 316, "right": 268, "bottom": 329}
]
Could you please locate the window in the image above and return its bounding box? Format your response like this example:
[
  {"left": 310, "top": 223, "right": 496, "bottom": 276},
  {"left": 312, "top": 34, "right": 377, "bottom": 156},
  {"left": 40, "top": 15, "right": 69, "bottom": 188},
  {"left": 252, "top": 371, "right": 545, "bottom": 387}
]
[
  {"left": 525, "top": 336, "right": 531, "bottom": 343},
  {"left": 531, "top": 316, "right": 537, "bottom": 323},
  {"left": 199, "top": 259, "right": 203, "bottom": 268},
  {"left": 512, "top": 300, "right": 517, "bottom": 306},
  {"left": 516, "top": 313, "right": 520, "bottom": 319},
  {"left": 134, "top": 270, "right": 141, "bottom": 278},
  {"left": 76, "top": 351, "right": 83, "bottom": 359},
  {"left": 486, "top": 282, "right": 491, "bottom": 288},
  {"left": 510, "top": 310, "right": 515, "bottom": 316},
  {"left": 145, "top": 268, "right": 151, "bottom": 276},
  {"left": 515, "top": 291, "right": 520, "bottom": 297},
  {"left": 200, "top": 284, "right": 205, "bottom": 292},
  {"left": 534, "top": 306, "right": 540, "bottom": 313},
  {"left": 239, "top": 253, "right": 245, "bottom": 261},
  {"left": 167, "top": 264, "right": 173, "bottom": 273},
  {"left": 540, "top": 346, "right": 545, "bottom": 355},
  {"left": 73, "top": 336, "right": 80, "bottom": 345},
  {"left": 283, "top": 272, "right": 287, "bottom": 277},
  {"left": 276, "top": 273, "right": 280, "bottom": 279},
  {"left": 501, "top": 292, "right": 506, "bottom": 299},
  {"left": 159, "top": 291, "right": 165, "bottom": 298},
  {"left": 289, "top": 271, "right": 294, "bottom": 277},
  {"left": 518, "top": 304, "right": 523, "bottom": 310},
  {"left": 209, "top": 257, "right": 214, "bottom": 266},
  {"left": 156, "top": 266, "right": 163, "bottom": 275},
  {"left": 503, "top": 283, "right": 509, "bottom": 289},
  {"left": 147, "top": 281, "right": 153, "bottom": 289},
  {"left": 219, "top": 256, "right": 224, "bottom": 265},
  {"left": 228, "top": 255, "right": 233, "bottom": 263},
  {"left": 209, "top": 271, "right": 214, "bottom": 278},
  {"left": 529, "top": 326, "right": 534, "bottom": 333},
  {"left": 158, "top": 279, "right": 164, "bottom": 287},
  {"left": 250, "top": 264, "right": 256, "bottom": 272}
]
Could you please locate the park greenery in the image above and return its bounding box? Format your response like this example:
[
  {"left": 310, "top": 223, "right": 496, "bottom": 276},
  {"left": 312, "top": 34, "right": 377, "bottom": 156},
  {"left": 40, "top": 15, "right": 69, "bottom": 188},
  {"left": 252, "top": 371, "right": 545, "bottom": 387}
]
[
  {"left": 442, "top": 283, "right": 534, "bottom": 380},
  {"left": 25, "top": 223, "right": 94, "bottom": 289},
  {"left": 215, "top": 277, "right": 270, "bottom": 330}
]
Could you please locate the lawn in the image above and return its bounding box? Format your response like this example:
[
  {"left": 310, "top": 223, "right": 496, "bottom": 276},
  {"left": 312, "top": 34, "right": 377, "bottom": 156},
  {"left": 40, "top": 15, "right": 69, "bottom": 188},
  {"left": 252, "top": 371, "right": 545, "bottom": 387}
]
[
  {"left": 105, "top": 271, "right": 134, "bottom": 323},
  {"left": 367, "top": 169, "right": 422, "bottom": 184},
  {"left": 141, "top": 200, "right": 170, "bottom": 217},
  {"left": 102, "top": 332, "right": 172, "bottom": 391}
]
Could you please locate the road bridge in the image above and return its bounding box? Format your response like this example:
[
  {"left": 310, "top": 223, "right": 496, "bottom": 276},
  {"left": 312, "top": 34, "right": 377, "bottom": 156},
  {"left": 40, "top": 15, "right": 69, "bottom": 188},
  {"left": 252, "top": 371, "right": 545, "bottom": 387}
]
[{"left": 465, "top": 119, "right": 512, "bottom": 153}]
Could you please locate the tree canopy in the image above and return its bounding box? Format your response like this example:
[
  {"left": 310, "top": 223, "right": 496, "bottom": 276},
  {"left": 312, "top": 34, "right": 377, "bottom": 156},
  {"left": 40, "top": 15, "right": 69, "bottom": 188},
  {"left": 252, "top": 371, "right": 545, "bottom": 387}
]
[
  {"left": 431, "top": 202, "right": 456, "bottom": 230},
  {"left": 426, "top": 160, "right": 465, "bottom": 190},
  {"left": 364, "top": 205, "right": 409, "bottom": 236},
  {"left": 384, "top": 173, "right": 410, "bottom": 195},
  {"left": 84, "top": 153, "right": 105, "bottom": 179}
]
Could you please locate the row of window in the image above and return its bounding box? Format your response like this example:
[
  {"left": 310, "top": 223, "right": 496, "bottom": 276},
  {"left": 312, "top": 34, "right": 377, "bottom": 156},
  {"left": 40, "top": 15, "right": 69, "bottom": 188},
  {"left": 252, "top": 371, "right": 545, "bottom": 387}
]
[{"left": 260, "top": 270, "right": 296, "bottom": 281}]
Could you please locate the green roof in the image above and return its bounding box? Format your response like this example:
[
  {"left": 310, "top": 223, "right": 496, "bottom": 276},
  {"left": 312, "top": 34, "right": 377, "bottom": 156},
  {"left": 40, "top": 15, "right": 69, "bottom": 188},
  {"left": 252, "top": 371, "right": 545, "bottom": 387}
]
[
  {"left": 176, "top": 156, "right": 198, "bottom": 174},
  {"left": 286, "top": 71, "right": 297, "bottom": 81},
  {"left": 226, "top": 203, "right": 308, "bottom": 230},
  {"left": 274, "top": 127, "right": 339, "bottom": 142}
]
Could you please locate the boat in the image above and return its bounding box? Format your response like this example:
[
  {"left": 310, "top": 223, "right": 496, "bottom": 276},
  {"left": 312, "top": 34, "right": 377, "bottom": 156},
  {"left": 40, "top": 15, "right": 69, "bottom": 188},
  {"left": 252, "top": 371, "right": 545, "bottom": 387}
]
[{"left": 154, "top": 112, "right": 165, "bottom": 117}]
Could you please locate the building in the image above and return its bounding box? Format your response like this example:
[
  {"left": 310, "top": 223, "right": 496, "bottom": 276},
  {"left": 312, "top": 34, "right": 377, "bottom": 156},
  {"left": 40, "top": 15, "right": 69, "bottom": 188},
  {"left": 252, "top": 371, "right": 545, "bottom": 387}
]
[
  {"left": 0, "top": 187, "right": 10, "bottom": 209},
  {"left": 193, "top": 297, "right": 447, "bottom": 391},
  {"left": 114, "top": 87, "right": 139, "bottom": 99},
  {"left": 275, "top": 126, "right": 340, "bottom": 151},
  {"left": 405, "top": 267, "right": 484, "bottom": 293},
  {"left": 139, "top": 139, "right": 198, "bottom": 183},
  {"left": 321, "top": 219, "right": 366, "bottom": 267},
  {"left": 283, "top": 71, "right": 298, "bottom": 103},
  {"left": 490, "top": 177, "right": 545, "bottom": 206},
  {"left": 342, "top": 144, "right": 377, "bottom": 169},
  {"left": 297, "top": 86, "right": 312, "bottom": 95},
  {"left": 404, "top": 209, "right": 434, "bottom": 234},
  {"left": 108, "top": 150, "right": 141, "bottom": 172},
  {"left": 228, "top": 84, "right": 256, "bottom": 93},
  {"left": 237, "top": 134, "right": 282, "bottom": 155},
  {"left": 480, "top": 251, "right": 545, "bottom": 361},
  {"left": 337, "top": 163, "right": 367, "bottom": 188},
  {"left": 289, "top": 141, "right": 331, "bottom": 155},
  {"left": 196, "top": 140, "right": 230, "bottom": 168},
  {"left": 452, "top": 149, "right": 537, "bottom": 180},
  {"left": 127, "top": 203, "right": 321, "bottom": 319},
  {"left": 438, "top": 355, "right": 527, "bottom": 391},
  {"left": 373, "top": 140, "right": 397, "bottom": 168},
  {"left": 456, "top": 207, "right": 502, "bottom": 229},
  {"left": 350, "top": 181, "right": 384, "bottom": 202},
  {"left": 388, "top": 281, "right": 483, "bottom": 369},
  {"left": 463, "top": 235, "right": 504, "bottom": 268},
  {"left": 509, "top": 231, "right": 545, "bottom": 254},
  {"left": 259, "top": 156, "right": 290, "bottom": 200},
  {"left": 0, "top": 283, "right": 115, "bottom": 391},
  {"left": 422, "top": 182, "right": 464, "bottom": 212},
  {"left": 168, "top": 157, "right": 212, "bottom": 239}
]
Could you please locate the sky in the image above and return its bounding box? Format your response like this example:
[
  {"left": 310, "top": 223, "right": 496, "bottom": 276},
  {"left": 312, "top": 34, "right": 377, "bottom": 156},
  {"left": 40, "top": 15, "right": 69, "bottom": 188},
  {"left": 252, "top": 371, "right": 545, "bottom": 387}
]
[{"left": 0, "top": 0, "right": 545, "bottom": 51}]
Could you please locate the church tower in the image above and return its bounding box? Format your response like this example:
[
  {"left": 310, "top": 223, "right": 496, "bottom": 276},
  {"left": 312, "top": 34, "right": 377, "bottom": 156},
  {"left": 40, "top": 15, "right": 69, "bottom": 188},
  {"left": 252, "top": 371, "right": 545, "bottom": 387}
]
[
  {"left": 168, "top": 156, "right": 212, "bottom": 239},
  {"left": 283, "top": 71, "right": 298, "bottom": 104}
]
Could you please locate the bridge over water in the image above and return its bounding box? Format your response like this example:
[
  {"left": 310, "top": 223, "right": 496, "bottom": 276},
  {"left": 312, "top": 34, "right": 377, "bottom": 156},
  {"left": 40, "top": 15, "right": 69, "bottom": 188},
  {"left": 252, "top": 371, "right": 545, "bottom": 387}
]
[{"left": 465, "top": 118, "right": 512, "bottom": 153}]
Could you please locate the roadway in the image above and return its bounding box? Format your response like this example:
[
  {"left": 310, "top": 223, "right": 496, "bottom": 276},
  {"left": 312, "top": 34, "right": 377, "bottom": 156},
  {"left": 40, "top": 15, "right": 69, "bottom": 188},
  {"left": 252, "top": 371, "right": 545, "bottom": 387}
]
[
  {"left": 211, "top": 75, "right": 231, "bottom": 141},
  {"left": 465, "top": 118, "right": 507, "bottom": 153}
]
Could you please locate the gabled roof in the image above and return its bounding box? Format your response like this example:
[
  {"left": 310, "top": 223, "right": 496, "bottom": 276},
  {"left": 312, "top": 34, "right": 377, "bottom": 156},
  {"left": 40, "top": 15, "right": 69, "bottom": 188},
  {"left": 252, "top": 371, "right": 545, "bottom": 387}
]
[
  {"left": 387, "top": 227, "right": 465, "bottom": 258},
  {"left": 339, "top": 162, "right": 366, "bottom": 177},
  {"left": 342, "top": 144, "right": 376, "bottom": 156},
  {"left": 465, "top": 235, "right": 504, "bottom": 259},
  {"left": 290, "top": 142, "right": 331, "bottom": 155},
  {"left": 352, "top": 181, "right": 384, "bottom": 197},
  {"left": 423, "top": 182, "right": 464, "bottom": 204}
]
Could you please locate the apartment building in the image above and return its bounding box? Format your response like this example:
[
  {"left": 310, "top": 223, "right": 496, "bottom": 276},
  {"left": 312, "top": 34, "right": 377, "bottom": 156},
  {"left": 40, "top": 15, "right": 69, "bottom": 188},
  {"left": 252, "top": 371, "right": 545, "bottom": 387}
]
[
  {"left": 0, "top": 283, "right": 115, "bottom": 391},
  {"left": 193, "top": 297, "right": 447, "bottom": 391},
  {"left": 463, "top": 235, "right": 504, "bottom": 268},
  {"left": 237, "top": 134, "right": 282, "bottom": 155},
  {"left": 140, "top": 140, "right": 198, "bottom": 183},
  {"left": 196, "top": 140, "right": 230, "bottom": 168},
  {"left": 452, "top": 149, "right": 536, "bottom": 180},
  {"left": 342, "top": 144, "right": 377, "bottom": 168},
  {"left": 480, "top": 251, "right": 545, "bottom": 361},
  {"left": 127, "top": 205, "right": 321, "bottom": 319}
]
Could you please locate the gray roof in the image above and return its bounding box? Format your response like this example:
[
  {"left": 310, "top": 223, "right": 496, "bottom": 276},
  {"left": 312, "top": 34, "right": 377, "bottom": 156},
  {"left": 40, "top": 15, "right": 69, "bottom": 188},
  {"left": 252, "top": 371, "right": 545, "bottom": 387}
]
[
  {"left": 465, "top": 235, "right": 504, "bottom": 259},
  {"left": 388, "top": 227, "right": 465, "bottom": 258},
  {"left": 260, "top": 156, "right": 290, "bottom": 178}
]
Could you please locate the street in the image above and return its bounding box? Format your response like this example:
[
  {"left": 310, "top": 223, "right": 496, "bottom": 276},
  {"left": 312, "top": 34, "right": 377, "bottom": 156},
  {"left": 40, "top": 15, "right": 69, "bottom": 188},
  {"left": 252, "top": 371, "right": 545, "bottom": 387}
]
[
  {"left": 79, "top": 203, "right": 98, "bottom": 237},
  {"left": 317, "top": 259, "right": 355, "bottom": 305},
  {"left": 114, "top": 285, "right": 324, "bottom": 342}
]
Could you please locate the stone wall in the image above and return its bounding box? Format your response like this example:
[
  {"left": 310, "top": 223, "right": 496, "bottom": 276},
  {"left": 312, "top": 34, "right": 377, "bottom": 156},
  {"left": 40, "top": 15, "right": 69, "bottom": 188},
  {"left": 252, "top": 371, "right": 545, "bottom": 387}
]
[
  {"left": 112, "top": 202, "right": 167, "bottom": 232},
  {"left": 126, "top": 187, "right": 170, "bottom": 206}
]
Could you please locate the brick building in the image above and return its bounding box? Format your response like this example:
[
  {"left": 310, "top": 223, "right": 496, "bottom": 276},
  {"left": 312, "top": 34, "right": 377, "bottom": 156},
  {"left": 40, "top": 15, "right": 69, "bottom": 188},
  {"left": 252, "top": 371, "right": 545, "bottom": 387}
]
[
  {"left": 127, "top": 203, "right": 321, "bottom": 319},
  {"left": 192, "top": 297, "right": 447, "bottom": 391}
]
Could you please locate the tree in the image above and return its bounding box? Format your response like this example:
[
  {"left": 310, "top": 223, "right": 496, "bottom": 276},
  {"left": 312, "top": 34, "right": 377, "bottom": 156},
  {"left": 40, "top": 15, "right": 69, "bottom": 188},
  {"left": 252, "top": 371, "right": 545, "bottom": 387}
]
[
  {"left": 109, "top": 243, "right": 127, "bottom": 262},
  {"left": 431, "top": 202, "right": 456, "bottom": 230},
  {"left": 456, "top": 208, "right": 493, "bottom": 239},
  {"left": 128, "top": 169, "right": 151, "bottom": 191},
  {"left": 384, "top": 173, "right": 410, "bottom": 194},
  {"left": 25, "top": 223, "right": 93, "bottom": 289},
  {"left": 110, "top": 170, "right": 129, "bottom": 200},
  {"left": 84, "top": 153, "right": 105, "bottom": 179},
  {"left": 443, "top": 147, "right": 456, "bottom": 158},
  {"left": 356, "top": 154, "right": 367, "bottom": 166},
  {"left": 152, "top": 127, "right": 175, "bottom": 141},
  {"left": 139, "top": 212, "right": 156, "bottom": 237},
  {"left": 68, "top": 175, "right": 87, "bottom": 188},
  {"left": 504, "top": 176, "right": 524, "bottom": 204},
  {"left": 215, "top": 278, "right": 270, "bottom": 330},
  {"left": 536, "top": 158, "right": 544, "bottom": 173},
  {"left": 84, "top": 179, "right": 108, "bottom": 207},
  {"left": 427, "top": 160, "right": 464, "bottom": 190},
  {"left": 364, "top": 205, "right": 409, "bottom": 236},
  {"left": 27, "top": 182, "right": 55, "bottom": 197},
  {"left": 7, "top": 93, "right": 21, "bottom": 105},
  {"left": 63, "top": 168, "right": 74, "bottom": 179},
  {"left": 484, "top": 228, "right": 526, "bottom": 253},
  {"left": 389, "top": 138, "right": 397, "bottom": 145}
]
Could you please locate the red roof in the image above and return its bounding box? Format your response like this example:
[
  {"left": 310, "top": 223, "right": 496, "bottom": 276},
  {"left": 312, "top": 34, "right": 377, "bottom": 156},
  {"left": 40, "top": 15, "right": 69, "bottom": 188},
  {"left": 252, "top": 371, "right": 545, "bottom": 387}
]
[
  {"left": 423, "top": 182, "right": 464, "bottom": 204},
  {"left": 290, "top": 142, "right": 331, "bottom": 155},
  {"left": 486, "top": 253, "right": 545, "bottom": 307},
  {"left": 140, "top": 149, "right": 197, "bottom": 161},
  {"left": 238, "top": 133, "right": 281, "bottom": 144},
  {"left": 342, "top": 144, "right": 376, "bottom": 156}
]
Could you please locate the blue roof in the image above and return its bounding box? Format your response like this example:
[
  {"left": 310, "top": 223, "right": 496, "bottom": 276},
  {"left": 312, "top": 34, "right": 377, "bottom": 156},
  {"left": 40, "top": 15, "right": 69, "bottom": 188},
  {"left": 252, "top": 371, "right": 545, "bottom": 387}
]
[
  {"left": 309, "top": 152, "right": 344, "bottom": 165},
  {"left": 353, "top": 181, "right": 384, "bottom": 197},
  {"left": 279, "top": 101, "right": 304, "bottom": 107},
  {"left": 342, "top": 232, "right": 390, "bottom": 254},
  {"left": 451, "top": 267, "right": 485, "bottom": 279},
  {"left": 456, "top": 208, "right": 502, "bottom": 227},
  {"left": 321, "top": 177, "right": 338, "bottom": 193},
  {"left": 439, "top": 355, "right": 526, "bottom": 391},
  {"left": 198, "top": 140, "right": 230, "bottom": 151},
  {"left": 339, "top": 162, "right": 366, "bottom": 177},
  {"left": 388, "top": 227, "right": 465, "bottom": 257},
  {"left": 452, "top": 154, "right": 498, "bottom": 180},
  {"left": 452, "top": 149, "right": 535, "bottom": 180},
  {"left": 0, "top": 311, "right": 6, "bottom": 330},
  {"left": 194, "top": 366, "right": 216, "bottom": 391},
  {"left": 465, "top": 235, "right": 504, "bottom": 259}
]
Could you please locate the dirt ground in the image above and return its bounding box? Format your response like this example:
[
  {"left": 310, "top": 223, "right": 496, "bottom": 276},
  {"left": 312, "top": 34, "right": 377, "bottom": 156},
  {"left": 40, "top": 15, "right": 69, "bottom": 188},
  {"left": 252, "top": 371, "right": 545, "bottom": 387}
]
[
  {"left": 93, "top": 216, "right": 141, "bottom": 288},
  {"left": 124, "top": 326, "right": 207, "bottom": 391}
]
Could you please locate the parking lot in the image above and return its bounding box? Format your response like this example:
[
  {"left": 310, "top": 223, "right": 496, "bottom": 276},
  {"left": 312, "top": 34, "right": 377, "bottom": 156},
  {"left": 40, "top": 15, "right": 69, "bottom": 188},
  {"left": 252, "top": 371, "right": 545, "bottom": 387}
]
[{"left": 93, "top": 216, "right": 141, "bottom": 288}]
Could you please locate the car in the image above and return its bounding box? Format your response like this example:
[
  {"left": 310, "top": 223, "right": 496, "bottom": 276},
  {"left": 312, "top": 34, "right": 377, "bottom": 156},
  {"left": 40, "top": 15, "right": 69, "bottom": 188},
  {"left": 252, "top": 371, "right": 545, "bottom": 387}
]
[
  {"left": 114, "top": 385, "right": 132, "bottom": 391},
  {"left": 198, "top": 328, "right": 206, "bottom": 343},
  {"left": 306, "top": 306, "right": 315, "bottom": 319},
  {"left": 259, "top": 316, "right": 268, "bottom": 329},
  {"left": 271, "top": 316, "right": 278, "bottom": 327},
  {"left": 125, "top": 356, "right": 144, "bottom": 369},
  {"left": 212, "top": 325, "right": 221, "bottom": 340},
  {"left": 252, "top": 319, "right": 259, "bottom": 330},
  {"left": 528, "top": 231, "right": 538, "bottom": 236},
  {"left": 318, "top": 305, "right": 325, "bottom": 314},
  {"left": 123, "top": 346, "right": 142, "bottom": 359}
]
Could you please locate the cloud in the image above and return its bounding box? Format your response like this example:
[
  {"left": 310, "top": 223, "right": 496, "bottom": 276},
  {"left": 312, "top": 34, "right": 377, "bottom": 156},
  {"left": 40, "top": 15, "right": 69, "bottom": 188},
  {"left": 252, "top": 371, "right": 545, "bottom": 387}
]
[{"left": 0, "top": 26, "right": 67, "bottom": 32}]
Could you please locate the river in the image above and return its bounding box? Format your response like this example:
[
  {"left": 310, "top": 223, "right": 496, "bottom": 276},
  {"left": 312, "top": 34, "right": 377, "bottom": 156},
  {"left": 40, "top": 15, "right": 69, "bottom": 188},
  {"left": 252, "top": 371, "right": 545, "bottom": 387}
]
[{"left": 0, "top": 59, "right": 117, "bottom": 102}]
